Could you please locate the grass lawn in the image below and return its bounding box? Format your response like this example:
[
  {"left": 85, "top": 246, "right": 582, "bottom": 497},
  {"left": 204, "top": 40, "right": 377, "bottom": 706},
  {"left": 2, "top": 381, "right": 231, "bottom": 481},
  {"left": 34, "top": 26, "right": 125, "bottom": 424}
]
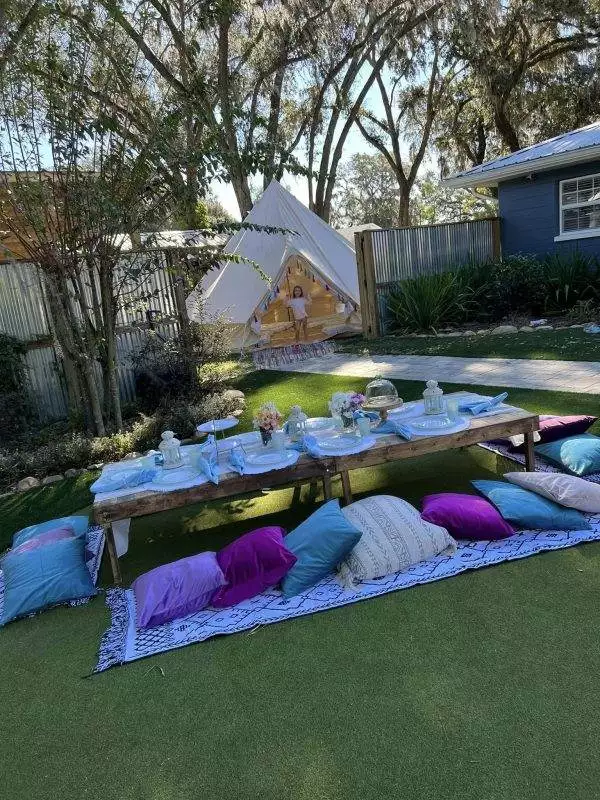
[
  {"left": 338, "top": 328, "right": 600, "bottom": 361},
  {"left": 2, "top": 370, "right": 600, "bottom": 799}
]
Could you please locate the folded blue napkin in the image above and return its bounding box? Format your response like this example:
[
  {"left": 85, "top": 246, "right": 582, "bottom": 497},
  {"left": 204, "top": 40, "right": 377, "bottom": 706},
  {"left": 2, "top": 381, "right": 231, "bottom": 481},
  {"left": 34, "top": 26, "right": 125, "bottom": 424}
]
[
  {"left": 229, "top": 446, "right": 246, "bottom": 475},
  {"left": 372, "top": 420, "right": 413, "bottom": 440},
  {"left": 458, "top": 392, "right": 508, "bottom": 416},
  {"left": 197, "top": 455, "right": 219, "bottom": 484},
  {"left": 287, "top": 434, "right": 323, "bottom": 457},
  {"left": 354, "top": 410, "right": 380, "bottom": 421},
  {"left": 90, "top": 468, "right": 158, "bottom": 494}
]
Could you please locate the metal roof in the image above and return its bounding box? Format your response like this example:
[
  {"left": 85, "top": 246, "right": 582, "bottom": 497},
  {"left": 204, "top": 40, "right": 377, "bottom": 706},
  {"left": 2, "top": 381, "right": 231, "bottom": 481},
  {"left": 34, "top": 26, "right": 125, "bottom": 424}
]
[{"left": 445, "top": 121, "right": 600, "bottom": 189}]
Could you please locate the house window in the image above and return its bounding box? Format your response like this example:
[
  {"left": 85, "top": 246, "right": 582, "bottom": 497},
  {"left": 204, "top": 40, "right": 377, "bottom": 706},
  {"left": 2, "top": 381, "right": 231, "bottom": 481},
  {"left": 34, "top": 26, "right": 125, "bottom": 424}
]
[{"left": 559, "top": 174, "right": 600, "bottom": 237}]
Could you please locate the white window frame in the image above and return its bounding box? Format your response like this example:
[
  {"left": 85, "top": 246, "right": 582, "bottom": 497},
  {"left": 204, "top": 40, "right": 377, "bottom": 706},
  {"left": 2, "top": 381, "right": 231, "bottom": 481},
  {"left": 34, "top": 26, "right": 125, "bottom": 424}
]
[{"left": 555, "top": 171, "right": 600, "bottom": 242}]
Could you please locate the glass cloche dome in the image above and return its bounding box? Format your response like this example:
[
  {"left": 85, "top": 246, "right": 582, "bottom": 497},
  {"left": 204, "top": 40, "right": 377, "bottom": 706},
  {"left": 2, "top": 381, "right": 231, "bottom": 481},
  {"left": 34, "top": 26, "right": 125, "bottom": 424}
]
[{"left": 363, "top": 377, "right": 400, "bottom": 409}]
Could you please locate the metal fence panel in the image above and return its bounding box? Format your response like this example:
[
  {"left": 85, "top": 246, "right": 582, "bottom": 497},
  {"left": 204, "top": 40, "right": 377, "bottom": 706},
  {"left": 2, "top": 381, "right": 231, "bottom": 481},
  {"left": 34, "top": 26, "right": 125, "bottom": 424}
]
[
  {"left": 371, "top": 219, "right": 497, "bottom": 334},
  {"left": 0, "top": 256, "right": 180, "bottom": 422}
]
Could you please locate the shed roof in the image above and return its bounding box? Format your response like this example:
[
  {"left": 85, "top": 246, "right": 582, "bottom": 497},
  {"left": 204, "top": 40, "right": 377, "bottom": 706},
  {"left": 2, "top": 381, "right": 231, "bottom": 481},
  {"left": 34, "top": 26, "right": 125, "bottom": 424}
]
[{"left": 445, "top": 121, "right": 600, "bottom": 189}]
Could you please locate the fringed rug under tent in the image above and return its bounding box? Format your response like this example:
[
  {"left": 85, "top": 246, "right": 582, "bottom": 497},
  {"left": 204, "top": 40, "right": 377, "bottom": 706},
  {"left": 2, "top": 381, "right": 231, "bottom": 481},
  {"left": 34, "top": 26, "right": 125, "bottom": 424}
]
[
  {"left": 0, "top": 526, "right": 105, "bottom": 616},
  {"left": 94, "top": 519, "right": 600, "bottom": 673},
  {"left": 478, "top": 440, "right": 600, "bottom": 484},
  {"left": 252, "top": 340, "right": 336, "bottom": 369}
]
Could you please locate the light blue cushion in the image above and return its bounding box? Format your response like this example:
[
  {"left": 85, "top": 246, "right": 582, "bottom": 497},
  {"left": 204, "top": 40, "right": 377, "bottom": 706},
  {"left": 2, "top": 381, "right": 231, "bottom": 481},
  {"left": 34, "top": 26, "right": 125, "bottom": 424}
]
[
  {"left": 281, "top": 500, "right": 362, "bottom": 598},
  {"left": 13, "top": 515, "right": 89, "bottom": 548},
  {"left": 0, "top": 536, "right": 96, "bottom": 625},
  {"left": 472, "top": 480, "right": 589, "bottom": 531},
  {"left": 535, "top": 434, "right": 600, "bottom": 477}
]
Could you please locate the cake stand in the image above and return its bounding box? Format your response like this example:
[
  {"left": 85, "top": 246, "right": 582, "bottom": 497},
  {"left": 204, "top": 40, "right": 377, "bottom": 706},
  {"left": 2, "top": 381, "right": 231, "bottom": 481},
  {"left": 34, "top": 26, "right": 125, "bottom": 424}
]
[{"left": 362, "top": 398, "right": 404, "bottom": 421}]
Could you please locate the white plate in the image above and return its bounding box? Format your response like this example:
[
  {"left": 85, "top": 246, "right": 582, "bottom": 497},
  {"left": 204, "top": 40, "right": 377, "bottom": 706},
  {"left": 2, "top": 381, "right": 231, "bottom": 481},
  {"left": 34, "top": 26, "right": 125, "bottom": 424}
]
[
  {"left": 152, "top": 466, "right": 203, "bottom": 486},
  {"left": 246, "top": 451, "right": 289, "bottom": 466},
  {"left": 219, "top": 431, "right": 262, "bottom": 449},
  {"left": 410, "top": 414, "right": 457, "bottom": 431},
  {"left": 241, "top": 450, "right": 299, "bottom": 475},
  {"left": 388, "top": 401, "right": 423, "bottom": 419},
  {"left": 313, "top": 433, "right": 376, "bottom": 455},
  {"left": 196, "top": 418, "right": 239, "bottom": 434},
  {"left": 305, "top": 417, "right": 337, "bottom": 431},
  {"left": 408, "top": 415, "right": 470, "bottom": 437}
]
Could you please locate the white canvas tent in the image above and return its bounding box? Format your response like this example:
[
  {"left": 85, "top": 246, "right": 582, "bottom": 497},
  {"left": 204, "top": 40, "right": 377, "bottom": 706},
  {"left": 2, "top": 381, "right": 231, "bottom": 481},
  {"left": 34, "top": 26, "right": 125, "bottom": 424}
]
[{"left": 187, "top": 181, "right": 361, "bottom": 349}]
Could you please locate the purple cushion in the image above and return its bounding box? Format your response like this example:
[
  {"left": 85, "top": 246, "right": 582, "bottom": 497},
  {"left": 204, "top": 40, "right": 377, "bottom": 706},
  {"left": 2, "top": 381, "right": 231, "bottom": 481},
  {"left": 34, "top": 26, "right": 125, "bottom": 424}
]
[
  {"left": 512, "top": 415, "right": 597, "bottom": 451},
  {"left": 421, "top": 493, "right": 515, "bottom": 541},
  {"left": 11, "top": 525, "right": 75, "bottom": 556},
  {"left": 132, "top": 551, "right": 226, "bottom": 629},
  {"left": 212, "top": 526, "right": 296, "bottom": 608}
]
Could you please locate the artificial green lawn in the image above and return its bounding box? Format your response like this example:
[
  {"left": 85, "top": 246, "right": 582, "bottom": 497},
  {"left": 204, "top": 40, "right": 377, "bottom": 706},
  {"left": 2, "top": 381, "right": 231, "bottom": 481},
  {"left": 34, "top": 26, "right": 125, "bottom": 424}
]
[
  {"left": 338, "top": 328, "right": 600, "bottom": 361},
  {"left": 2, "top": 370, "right": 600, "bottom": 799}
]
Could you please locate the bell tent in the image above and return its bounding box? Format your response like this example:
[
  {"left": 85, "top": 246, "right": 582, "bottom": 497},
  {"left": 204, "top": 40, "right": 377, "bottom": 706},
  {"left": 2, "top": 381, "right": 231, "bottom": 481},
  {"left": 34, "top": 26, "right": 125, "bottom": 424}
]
[{"left": 187, "top": 180, "right": 361, "bottom": 349}]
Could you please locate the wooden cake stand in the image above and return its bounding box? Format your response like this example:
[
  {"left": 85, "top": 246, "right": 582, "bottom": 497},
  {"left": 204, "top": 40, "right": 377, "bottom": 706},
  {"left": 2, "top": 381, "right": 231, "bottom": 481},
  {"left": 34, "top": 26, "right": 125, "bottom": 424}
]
[{"left": 362, "top": 398, "right": 404, "bottom": 421}]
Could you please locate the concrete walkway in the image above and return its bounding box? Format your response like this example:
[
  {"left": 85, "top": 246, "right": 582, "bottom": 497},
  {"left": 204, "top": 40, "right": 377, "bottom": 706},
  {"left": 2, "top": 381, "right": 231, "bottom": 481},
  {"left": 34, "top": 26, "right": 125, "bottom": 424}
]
[{"left": 270, "top": 353, "right": 600, "bottom": 394}]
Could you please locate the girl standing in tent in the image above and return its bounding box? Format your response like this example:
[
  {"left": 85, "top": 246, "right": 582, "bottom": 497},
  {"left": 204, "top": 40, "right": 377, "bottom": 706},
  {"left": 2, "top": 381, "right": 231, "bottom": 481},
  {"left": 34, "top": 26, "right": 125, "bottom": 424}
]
[{"left": 286, "top": 285, "right": 312, "bottom": 342}]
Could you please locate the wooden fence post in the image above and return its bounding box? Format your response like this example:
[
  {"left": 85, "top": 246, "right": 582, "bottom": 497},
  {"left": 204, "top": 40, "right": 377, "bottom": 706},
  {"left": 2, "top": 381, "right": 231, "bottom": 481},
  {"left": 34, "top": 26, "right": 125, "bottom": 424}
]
[
  {"left": 491, "top": 217, "right": 501, "bottom": 258},
  {"left": 354, "top": 230, "right": 380, "bottom": 339}
]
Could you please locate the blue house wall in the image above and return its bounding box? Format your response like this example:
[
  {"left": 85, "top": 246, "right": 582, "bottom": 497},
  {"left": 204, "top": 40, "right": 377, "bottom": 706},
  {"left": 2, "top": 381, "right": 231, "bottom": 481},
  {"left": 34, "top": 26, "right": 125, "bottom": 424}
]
[{"left": 498, "top": 159, "right": 600, "bottom": 258}]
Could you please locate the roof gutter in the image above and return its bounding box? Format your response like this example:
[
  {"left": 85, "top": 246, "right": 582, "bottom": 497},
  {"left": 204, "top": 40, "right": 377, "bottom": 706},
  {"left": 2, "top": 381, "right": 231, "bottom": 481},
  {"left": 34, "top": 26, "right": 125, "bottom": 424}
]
[{"left": 444, "top": 144, "right": 600, "bottom": 189}]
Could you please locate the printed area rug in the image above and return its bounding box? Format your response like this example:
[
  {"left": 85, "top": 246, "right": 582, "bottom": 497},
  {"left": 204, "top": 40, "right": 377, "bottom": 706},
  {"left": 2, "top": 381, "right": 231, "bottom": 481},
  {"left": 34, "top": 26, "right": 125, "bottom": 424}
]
[
  {"left": 478, "top": 440, "right": 600, "bottom": 484},
  {"left": 95, "top": 518, "right": 600, "bottom": 673},
  {"left": 0, "top": 526, "right": 105, "bottom": 616},
  {"left": 252, "top": 341, "right": 336, "bottom": 369}
]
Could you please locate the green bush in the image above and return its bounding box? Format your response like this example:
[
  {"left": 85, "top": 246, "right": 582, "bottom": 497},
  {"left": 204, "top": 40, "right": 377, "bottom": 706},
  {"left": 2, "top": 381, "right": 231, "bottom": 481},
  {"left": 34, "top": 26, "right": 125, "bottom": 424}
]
[
  {"left": 0, "top": 393, "right": 235, "bottom": 490},
  {"left": 387, "top": 271, "right": 475, "bottom": 332},
  {"left": 543, "top": 251, "right": 598, "bottom": 310},
  {"left": 0, "top": 333, "right": 32, "bottom": 436}
]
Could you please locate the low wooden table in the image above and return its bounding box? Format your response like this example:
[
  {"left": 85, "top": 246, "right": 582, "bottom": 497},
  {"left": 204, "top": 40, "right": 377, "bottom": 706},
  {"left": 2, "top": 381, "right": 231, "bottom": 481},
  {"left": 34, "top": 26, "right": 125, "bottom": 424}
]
[{"left": 93, "top": 393, "right": 539, "bottom": 584}]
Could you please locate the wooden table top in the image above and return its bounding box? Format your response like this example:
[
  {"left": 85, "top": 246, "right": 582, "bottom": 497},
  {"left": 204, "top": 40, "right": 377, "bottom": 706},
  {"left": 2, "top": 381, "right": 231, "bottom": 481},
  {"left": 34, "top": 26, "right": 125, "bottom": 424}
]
[{"left": 93, "top": 392, "right": 539, "bottom": 525}]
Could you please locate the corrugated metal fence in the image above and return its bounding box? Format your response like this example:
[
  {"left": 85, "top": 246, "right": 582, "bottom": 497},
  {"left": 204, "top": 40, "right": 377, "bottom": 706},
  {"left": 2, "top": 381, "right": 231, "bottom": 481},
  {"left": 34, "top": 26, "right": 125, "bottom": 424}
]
[
  {"left": 355, "top": 218, "right": 500, "bottom": 336},
  {"left": 0, "top": 254, "right": 180, "bottom": 421}
]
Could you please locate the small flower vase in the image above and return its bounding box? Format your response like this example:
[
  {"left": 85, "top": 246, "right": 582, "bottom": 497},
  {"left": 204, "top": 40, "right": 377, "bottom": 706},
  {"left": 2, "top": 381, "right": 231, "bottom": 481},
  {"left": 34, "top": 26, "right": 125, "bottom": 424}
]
[{"left": 260, "top": 427, "right": 272, "bottom": 446}]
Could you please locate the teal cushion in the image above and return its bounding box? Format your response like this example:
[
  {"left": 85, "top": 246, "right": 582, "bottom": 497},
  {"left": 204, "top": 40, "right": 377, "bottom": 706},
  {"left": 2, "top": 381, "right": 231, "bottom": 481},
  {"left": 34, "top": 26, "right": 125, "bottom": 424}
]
[
  {"left": 1, "top": 536, "right": 96, "bottom": 625},
  {"left": 281, "top": 500, "right": 362, "bottom": 598},
  {"left": 472, "top": 480, "right": 589, "bottom": 531},
  {"left": 535, "top": 434, "right": 600, "bottom": 477},
  {"left": 13, "top": 515, "right": 89, "bottom": 548}
]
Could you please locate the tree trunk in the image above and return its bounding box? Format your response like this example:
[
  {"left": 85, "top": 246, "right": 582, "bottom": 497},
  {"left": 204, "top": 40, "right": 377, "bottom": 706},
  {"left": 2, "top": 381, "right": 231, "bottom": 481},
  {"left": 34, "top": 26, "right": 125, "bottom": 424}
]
[
  {"left": 493, "top": 102, "right": 520, "bottom": 152},
  {"left": 397, "top": 190, "right": 411, "bottom": 227},
  {"left": 100, "top": 264, "right": 123, "bottom": 431}
]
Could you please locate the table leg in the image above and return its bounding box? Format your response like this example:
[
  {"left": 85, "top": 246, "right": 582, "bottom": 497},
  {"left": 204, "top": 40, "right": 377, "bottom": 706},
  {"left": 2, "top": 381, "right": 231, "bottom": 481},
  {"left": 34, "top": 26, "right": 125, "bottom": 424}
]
[
  {"left": 340, "top": 471, "right": 353, "bottom": 505},
  {"left": 104, "top": 523, "right": 123, "bottom": 586},
  {"left": 323, "top": 473, "right": 332, "bottom": 500},
  {"left": 308, "top": 479, "right": 318, "bottom": 503},
  {"left": 524, "top": 431, "right": 536, "bottom": 472}
]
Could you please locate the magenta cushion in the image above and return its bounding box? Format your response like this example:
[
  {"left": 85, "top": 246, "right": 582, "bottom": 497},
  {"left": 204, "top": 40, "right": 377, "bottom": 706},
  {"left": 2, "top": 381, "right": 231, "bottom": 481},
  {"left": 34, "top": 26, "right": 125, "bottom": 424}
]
[
  {"left": 512, "top": 415, "right": 597, "bottom": 451},
  {"left": 11, "top": 525, "right": 76, "bottom": 556},
  {"left": 212, "top": 526, "right": 296, "bottom": 608},
  {"left": 421, "top": 493, "right": 515, "bottom": 541},
  {"left": 132, "top": 551, "right": 226, "bottom": 629}
]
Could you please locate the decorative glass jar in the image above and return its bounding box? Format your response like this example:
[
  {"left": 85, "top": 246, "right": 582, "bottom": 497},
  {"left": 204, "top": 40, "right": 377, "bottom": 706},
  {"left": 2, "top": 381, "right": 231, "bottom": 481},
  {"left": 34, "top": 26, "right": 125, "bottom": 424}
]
[
  {"left": 286, "top": 405, "right": 308, "bottom": 442},
  {"left": 423, "top": 380, "right": 444, "bottom": 415},
  {"left": 159, "top": 430, "right": 183, "bottom": 469},
  {"left": 364, "top": 377, "right": 398, "bottom": 408}
]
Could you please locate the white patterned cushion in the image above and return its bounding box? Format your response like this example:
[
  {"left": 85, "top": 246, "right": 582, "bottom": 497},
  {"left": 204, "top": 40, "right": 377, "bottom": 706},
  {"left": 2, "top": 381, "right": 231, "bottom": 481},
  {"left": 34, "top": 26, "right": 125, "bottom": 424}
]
[
  {"left": 338, "top": 495, "right": 457, "bottom": 585},
  {"left": 505, "top": 471, "right": 600, "bottom": 513}
]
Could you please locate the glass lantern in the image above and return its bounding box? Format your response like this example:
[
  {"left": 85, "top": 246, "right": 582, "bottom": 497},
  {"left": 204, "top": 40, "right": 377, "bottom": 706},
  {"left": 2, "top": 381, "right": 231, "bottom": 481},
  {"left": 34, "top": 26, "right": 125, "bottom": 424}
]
[
  {"left": 364, "top": 377, "right": 399, "bottom": 408},
  {"left": 159, "top": 430, "right": 183, "bottom": 469},
  {"left": 286, "top": 405, "right": 308, "bottom": 442},
  {"left": 423, "top": 380, "right": 444, "bottom": 415}
]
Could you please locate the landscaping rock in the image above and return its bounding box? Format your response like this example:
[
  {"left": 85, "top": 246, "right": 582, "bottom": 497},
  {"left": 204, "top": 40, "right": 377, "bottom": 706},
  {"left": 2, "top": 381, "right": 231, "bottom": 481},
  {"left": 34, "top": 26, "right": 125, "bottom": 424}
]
[
  {"left": 16, "top": 476, "right": 41, "bottom": 492},
  {"left": 223, "top": 389, "right": 245, "bottom": 404},
  {"left": 230, "top": 408, "right": 245, "bottom": 417},
  {"left": 475, "top": 329, "right": 488, "bottom": 335},
  {"left": 569, "top": 324, "right": 586, "bottom": 328},
  {"left": 447, "top": 331, "right": 463, "bottom": 337},
  {"left": 463, "top": 330, "right": 476, "bottom": 336},
  {"left": 535, "top": 325, "right": 554, "bottom": 331},
  {"left": 491, "top": 325, "right": 519, "bottom": 335},
  {"left": 64, "top": 468, "right": 82, "bottom": 479},
  {"left": 519, "top": 326, "right": 534, "bottom": 333},
  {"left": 41, "top": 474, "right": 63, "bottom": 486},
  {"left": 88, "top": 463, "right": 104, "bottom": 471},
  {"left": 123, "top": 451, "right": 142, "bottom": 460}
]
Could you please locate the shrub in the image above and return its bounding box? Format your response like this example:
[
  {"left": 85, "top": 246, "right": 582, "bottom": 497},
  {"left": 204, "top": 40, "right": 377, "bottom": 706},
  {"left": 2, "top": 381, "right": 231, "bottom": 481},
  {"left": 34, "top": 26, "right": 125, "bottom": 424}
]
[
  {"left": 0, "top": 333, "right": 32, "bottom": 437},
  {"left": 543, "top": 251, "right": 598, "bottom": 310},
  {"left": 387, "top": 271, "right": 475, "bottom": 332}
]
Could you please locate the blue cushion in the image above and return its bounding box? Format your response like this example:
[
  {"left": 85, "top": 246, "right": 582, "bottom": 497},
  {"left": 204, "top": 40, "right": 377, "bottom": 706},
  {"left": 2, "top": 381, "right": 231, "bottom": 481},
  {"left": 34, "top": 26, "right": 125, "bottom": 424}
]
[
  {"left": 13, "top": 515, "right": 89, "bottom": 548},
  {"left": 472, "top": 480, "right": 589, "bottom": 531},
  {"left": 1, "top": 536, "right": 96, "bottom": 626},
  {"left": 281, "top": 499, "right": 362, "bottom": 598},
  {"left": 535, "top": 434, "right": 600, "bottom": 477}
]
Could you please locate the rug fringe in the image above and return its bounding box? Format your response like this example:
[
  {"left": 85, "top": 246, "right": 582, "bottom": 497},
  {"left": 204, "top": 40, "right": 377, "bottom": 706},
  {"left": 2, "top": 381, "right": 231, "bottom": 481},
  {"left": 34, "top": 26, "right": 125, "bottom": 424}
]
[
  {"left": 94, "top": 589, "right": 130, "bottom": 673},
  {"left": 252, "top": 341, "right": 336, "bottom": 369}
]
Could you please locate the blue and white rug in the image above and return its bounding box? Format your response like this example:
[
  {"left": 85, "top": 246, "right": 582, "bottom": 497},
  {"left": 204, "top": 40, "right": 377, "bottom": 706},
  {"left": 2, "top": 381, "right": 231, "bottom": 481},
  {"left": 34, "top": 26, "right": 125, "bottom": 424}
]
[
  {"left": 95, "top": 518, "right": 600, "bottom": 673},
  {"left": 0, "top": 526, "right": 105, "bottom": 616},
  {"left": 478, "top": 440, "right": 600, "bottom": 484}
]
